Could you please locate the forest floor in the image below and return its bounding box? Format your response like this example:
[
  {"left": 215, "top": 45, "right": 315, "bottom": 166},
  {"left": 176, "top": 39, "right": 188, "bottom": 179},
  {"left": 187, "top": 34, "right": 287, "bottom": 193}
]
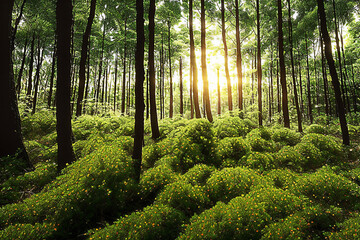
[{"left": 1, "top": 110, "right": 360, "bottom": 239}]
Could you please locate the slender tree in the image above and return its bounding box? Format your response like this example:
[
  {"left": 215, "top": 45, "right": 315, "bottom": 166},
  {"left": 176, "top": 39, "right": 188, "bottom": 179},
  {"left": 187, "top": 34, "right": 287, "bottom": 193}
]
[
  {"left": 76, "top": 0, "right": 96, "bottom": 116},
  {"left": 256, "top": 0, "right": 262, "bottom": 126},
  {"left": 179, "top": 57, "right": 183, "bottom": 116},
  {"left": 305, "top": 34, "right": 313, "bottom": 123},
  {"left": 278, "top": 0, "right": 290, "bottom": 128},
  {"left": 149, "top": 0, "right": 160, "bottom": 139},
  {"left": 48, "top": 40, "right": 56, "bottom": 108},
  {"left": 168, "top": 21, "right": 173, "bottom": 118},
  {"left": 56, "top": 0, "right": 76, "bottom": 171},
  {"left": 121, "top": 18, "right": 128, "bottom": 115},
  {"left": 133, "top": 0, "right": 145, "bottom": 183},
  {"left": 235, "top": 0, "right": 243, "bottom": 111},
  {"left": 16, "top": 37, "right": 28, "bottom": 95},
  {"left": 0, "top": 0, "right": 31, "bottom": 168},
  {"left": 317, "top": 0, "right": 349, "bottom": 145}
]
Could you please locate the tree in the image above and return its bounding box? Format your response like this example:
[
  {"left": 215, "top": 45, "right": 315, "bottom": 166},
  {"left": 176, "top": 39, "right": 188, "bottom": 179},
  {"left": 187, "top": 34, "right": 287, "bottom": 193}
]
[
  {"left": 201, "top": 0, "right": 213, "bottom": 122},
  {"left": 256, "top": 0, "right": 262, "bottom": 126},
  {"left": 317, "top": 0, "right": 349, "bottom": 145},
  {"left": 278, "top": 0, "right": 290, "bottom": 128},
  {"left": 56, "top": 0, "right": 76, "bottom": 171},
  {"left": 148, "top": 0, "right": 160, "bottom": 139},
  {"left": 133, "top": 0, "right": 145, "bottom": 183},
  {"left": 76, "top": 0, "right": 97, "bottom": 117},
  {"left": 179, "top": 57, "right": 183, "bottom": 116},
  {"left": 0, "top": 0, "right": 32, "bottom": 168},
  {"left": 235, "top": 0, "right": 243, "bottom": 111}
]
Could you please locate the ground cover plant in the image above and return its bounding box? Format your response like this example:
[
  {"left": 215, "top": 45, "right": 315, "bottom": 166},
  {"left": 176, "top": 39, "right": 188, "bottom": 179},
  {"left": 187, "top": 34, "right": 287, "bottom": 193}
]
[{"left": 0, "top": 112, "right": 360, "bottom": 239}]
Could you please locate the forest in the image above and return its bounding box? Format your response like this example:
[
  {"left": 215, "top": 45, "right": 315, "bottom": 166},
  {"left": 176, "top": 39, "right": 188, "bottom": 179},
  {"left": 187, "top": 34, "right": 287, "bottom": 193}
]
[{"left": 1, "top": 0, "right": 360, "bottom": 239}]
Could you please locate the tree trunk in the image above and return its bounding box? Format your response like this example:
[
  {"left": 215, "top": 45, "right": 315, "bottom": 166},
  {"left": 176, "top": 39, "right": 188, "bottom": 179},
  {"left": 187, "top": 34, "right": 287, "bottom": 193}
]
[
  {"left": 11, "top": 0, "right": 27, "bottom": 51},
  {"left": 146, "top": 69, "right": 149, "bottom": 119},
  {"left": 317, "top": 0, "right": 349, "bottom": 145},
  {"left": 148, "top": 0, "right": 160, "bottom": 139},
  {"left": 0, "top": 0, "right": 31, "bottom": 168},
  {"left": 48, "top": 40, "right": 56, "bottom": 108},
  {"left": 217, "top": 68, "right": 221, "bottom": 115},
  {"left": 201, "top": 0, "right": 213, "bottom": 122},
  {"left": 287, "top": 0, "right": 302, "bottom": 132},
  {"left": 16, "top": 37, "right": 28, "bottom": 95},
  {"left": 180, "top": 57, "right": 183, "bottom": 116},
  {"left": 83, "top": 38, "right": 91, "bottom": 113},
  {"left": 133, "top": 0, "right": 145, "bottom": 183},
  {"left": 256, "top": 0, "right": 262, "bottom": 126},
  {"left": 278, "top": 0, "right": 290, "bottom": 128},
  {"left": 56, "top": 0, "right": 76, "bottom": 171},
  {"left": 189, "top": 0, "right": 201, "bottom": 118},
  {"left": 121, "top": 18, "right": 128, "bottom": 115},
  {"left": 318, "top": 19, "right": 329, "bottom": 117},
  {"left": 76, "top": 0, "right": 96, "bottom": 117},
  {"left": 26, "top": 33, "right": 36, "bottom": 102},
  {"left": 168, "top": 21, "right": 173, "bottom": 118},
  {"left": 305, "top": 34, "right": 313, "bottom": 123},
  {"left": 235, "top": 0, "right": 243, "bottom": 111},
  {"left": 32, "top": 39, "right": 44, "bottom": 115},
  {"left": 221, "top": 0, "right": 232, "bottom": 112}
]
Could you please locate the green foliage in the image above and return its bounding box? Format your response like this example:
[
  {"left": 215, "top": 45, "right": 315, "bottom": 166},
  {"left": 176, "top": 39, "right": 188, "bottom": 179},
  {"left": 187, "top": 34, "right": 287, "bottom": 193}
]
[
  {"left": 155, "top": 180, "right": 211, "bottom": 215},
  {"left": 182, "top": 164, "right": 216, "bottom": 186},
  {"left": 22, "top": 110, "right": 56, "bottom": 140},
  {"left": 291, "top": 166, "right": 360, "bottom": 209},
  {"left": 301, "top": 133, "right": 344, "bottom": 163},
  {"left": 0, "top": 141, "right": 137, "bottom": 238},
  {"left": 0, "top": 161, "right": 57, "bottom": 205},
  {"left": 216, "top": 137, "right": 250, "bottom": 167},
  {"left": 213, "top": 116, "right": 254, "bottom": 139},
  {"left": 242, "top": 152, "right": 276, "bottom": 171},
  {"left": 139, "top": 165, "right": 179, "bottom": 202},
  {"left": 273, "top": 146, "right": 305, "bottom": 171},
  {"left": 0, "top": 222, "right": 56, "bottom": 240},
  {"left": 88, "top": 204, "right": 186, "bottom": 240},
  {"left": 294, "top": 142, "right": 325, "bottom": 170},
  {"left": 142, "top": 139, "right": 176, "bottom": 169},
  {"left": 0, "top": 153, "right": 31, "bottom": 183},
  {"left": 206, "top": 167, "right": 263, "bottom": 203},
  {"left": 264, "top": 169, "right": 299, "bottom": 189},
  {"left": 246, "top": 127, "right": 276, "bottom": 152},
  {"left": 24, "top": 140, "right": 56, "bottom": 163},
  {"left": 305, "top": 124, "right": 328, "bottom": 135},
  {"left": 325, "top": 214, "right": 360, "bottom": 239},
  {"left": 271, "top": 128, "right": 301, "bottom": 146}
]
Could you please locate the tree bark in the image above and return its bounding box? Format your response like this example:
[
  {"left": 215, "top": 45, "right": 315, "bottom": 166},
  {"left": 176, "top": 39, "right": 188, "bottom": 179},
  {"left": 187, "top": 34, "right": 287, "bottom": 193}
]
[
  {"left": 48, "top": 40, "right": 56, "bottom": 108},
  {"left": 31, "top": 39, "right": 43, "bottom": 115},
  {"left": 235, "top": 0, "right": 243, "bottom": 111},
  {"left": 133, "top": 0, "right": 145, "bottom": 183},
  {"left": 16, "top": 37, "right": 28, "bottom": 95},
  {"left": 317, "top": 0, "right": 349, "bottom": 145},
  {"left": 26, "top": 33, "right": 36, "bottom": 100},
  {"left": 121, "top": 18, "right": 128, "bottom": 115},
  {"left": 217, "top": 68, "right": 221, "bottom": 115},
  {"left": 76, "top": 0, "right": 96, "bottom": 117},
  {"left": 305, "top": 34, "right": 313, "bottom": 123},
  {"left": 278, "top": 0, "right": 290, "bottom": 128},
  {"left": 11, "top": 0, "right": 27, "bottom": 51},
  {"left": 168, "top": 21, "right": 173, "bottom": 118},
  {"left": 0, "top": 0, "right": 31, "bottom": 167},
  {"left": 180, "top": 57, "right": 183, "bottom": 116},
  {"left": 201, "top": 0, "right": 213, "bottom": 122},
  {"left": 149, "top": 0, "right": 160, "bottom": 139},
  {"left": 56, "top": 0, "right": 76, "bottom": 171},
  {"left": 256, "top": 0, "right": 262, "bottom": 126}
]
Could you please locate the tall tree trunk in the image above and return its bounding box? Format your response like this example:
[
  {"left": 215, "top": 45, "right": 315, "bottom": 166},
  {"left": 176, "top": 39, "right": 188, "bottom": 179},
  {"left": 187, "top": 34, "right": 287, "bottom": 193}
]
[
  {"left": 148, "top": 0, "right": 160, "bottom": 139},
  {"left": 83, "top": 39, "right": 91, "bottom": 113},
  {"left": 26, "top": 34, "right": 36, "bottom": 101},
  {"left": 16, "top": 37, "right": 28, "bottom": 95},
  {"left": 235, "top": 0, "right": 243, "bottom": 111},
  {"left": 114, "top": 55, "right": 118, "bottom": 112},
  {"left": 305, "top": 34, "right": 313, "bottom": 123},
  {"left": 32, "top": 39, "right": 43, "bottom": 115},
  {"left": 189, "top": 0, "right": 201, "bottom": 118},
  {"left": 133, "top": 0, "right": 145, "bottom": 183},
  {"left": 217, "top": 68, "right": 221, "bottom": 115},
  {"left": 121, "top": 18, "right": 128, "bottom": 115},
  {"left": 0, "top": 0, "right": 31, "bottom": 167},
  {"left": 56, "top": 0, "right": 76, "bottom": 171},
  {"left": 11, "top": 0, "right": 27, "bottom": 51},
  {"left": 278, "top": 0, "right": 290, "bottom": 128},
  {"left": 317, "top": 0, "right": 349, "bottom": 145},
  {"left": 287, "top": 0, "right": 302, "bottom": 132},
  {"left": 201, "top": 0, "right": 213, "bottom": 122},
  {"left": 76, "top": 0, "right": 96, "bottom": 117},
  {"left": 160, "top": 35, "right": 164, "bottom": 120},
  {"left": 146, "top": 69, "right": 149, "bottom": 119},
  {"left": 168, "top": 21, "right": 173, "bottom": 118},
  {"left": 96, "top": 19, "right": 106, "bottom": 113},
  {"left": 180, "top": 57, "right": 183, "bottom": 116},
  {"left": 318, "top": 19, "right": 329, "bottom": 117},
  {"left": 277, "top": 58, "right": 281, "bottom": 114},
  {"left": 269, "top": 48, "right": 273, "bottom": 122},
  {"left": 48, "top": 40, "right": 56, "bottom": 108},
  {"left": 256, "top": 0, "right": 263, "bottom": 126},
  {"left": 221, "top": 0, "right": 232, "bottom": 111}
]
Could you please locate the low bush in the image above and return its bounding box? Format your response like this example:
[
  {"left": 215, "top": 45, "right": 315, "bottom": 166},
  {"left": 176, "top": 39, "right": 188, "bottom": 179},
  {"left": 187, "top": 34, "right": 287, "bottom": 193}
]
[
  {"left": 264, "top": 168, "right": 299, "bottom": 189},
  {"left": 206, "top": 167, "right": 263, "bottom": 203},
  {"left": 182, "top": 164, "right": 216, "bottom": 186},
  {"left": 271, "top": 128, "right": 301, "bottom": 146},
  {"left": 0, "top": 222, "right": 57, "bottom": 240},
  {"left": 22, "top": 110, "right": 56, "bottom": 140},
  {"left": 88, "top": 204, "right": 186, "bottom": 240},
  {"left": 242, "top": 152, "right": 275, "bottom": 171},
  {"left": 216, "top": 137, "right": 250, "bottom": 166},
  {"left": 273, "top": 146, "right": 305, "bottom": 171},
  {"left": 213, "top": 116, "right": 253, "bottom": 139},
  {"left": 294, "top": 142, "right": 325, "bottom": 170},
  {"left": 325, "top": 214, "right": 360, "bottom": 240},
  {"left": 246, "top": 127, "right": 276, "bottom": 152},
  {"left": 142, "top": 139, "right": 176, "bottom": 169},
  {"left": 305, "top": 124, "right": 328, "bottom": 135}
]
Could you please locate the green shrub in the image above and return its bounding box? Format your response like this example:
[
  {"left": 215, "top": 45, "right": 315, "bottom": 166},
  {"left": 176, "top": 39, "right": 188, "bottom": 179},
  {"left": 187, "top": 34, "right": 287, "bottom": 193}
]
[
  {"left": 213, "top": 116, "right": 253, "bottom": 139},
  {"left": 182, "top": 164, "right": 216, "bottom": 186},
  {"left": 0, "top": 142, "right": 137, "bottom": 238},
  {"left": 264, "top": 169, "right": 299, "bottom": 189},
  {"left": 139, "top": 165, "right": 179, "bottom": 202},
  {"left": 206, "top": 167, "right": 262, "bottom": 203},
  {"left": 242, "top": 152, "right": 275, "bottom": 171},
  {"left": 22, "top": 110, "right": 56, "bottom": 139},
  {"left": 155, "top": 180, "right": 211, "bottom": 215},
  {"left": 294, "top": 142, "right": 325, "bottom": 170},
  {"left": 271, "top": 128, "right": 301, "bottom": 146},
  {"left": 0, "top": 153, "right": 32, "bottom": 184},
  {"left": 301, "top": 133, "right": 344, "bottom": 163},
  {"left": 88, "top": 204, "right": 186, "bottom": 240},
  {"left": 325, "top": 214, "right": 360, "bottom": 240},
  {"left": 291, "top": 166, "right": 360, "bottom": 209},
  {"left": 0, "top": 161, "right": 57, "bottom": 205},
  {"left": 0, "top": 222, "right": 57, "bottom": 240},
  {"left": 305, "top": 124, "right": 328, "bottom": 135},
  {"left": 216, "top": 137, "right": 250, "bottom": 165},
  {"left": 246, "top": 127, "right": 276, "bottom": 152},
  {"left": 273, "top": 146, "right": 305, "bottom": 171},
  {"left": 142, "top": 139, "right": 173, "bottom": 169}
]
